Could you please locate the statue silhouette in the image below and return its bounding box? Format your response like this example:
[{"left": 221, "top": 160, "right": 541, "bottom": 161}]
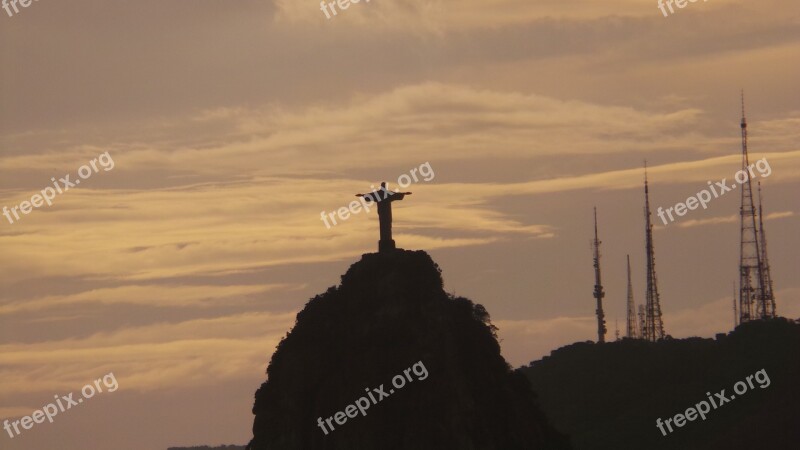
[{"left": 356, "top": 182, "right": 411, "bottom": 253}]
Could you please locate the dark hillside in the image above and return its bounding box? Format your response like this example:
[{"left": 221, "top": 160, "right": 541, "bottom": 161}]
[
  {"left": 520, "top": 318, "right": 800, "bottom": 450},
  {"left": 247, "top": 249, "right": 569, "bottom": 450}
]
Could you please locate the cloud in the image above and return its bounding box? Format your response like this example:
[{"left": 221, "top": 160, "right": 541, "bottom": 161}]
[
  {"left": 6, "top": 83, "right": 800, "bottom": 191},
  {"left": 0, "top": 82, "right": 715, "bottom": 184},
  {"left": 2, "top": 81, "right": 799, "bottom": 287},
  {"left": 0, "top": 312, "right": 297, "bottom": 398},
  {"left": 676, "top": 214, "right": 739, "bottom": 229},
  {"left": 275, "top": 0, "right": 746, "bottom": 31},
  {"left": 676, "top": 210, "right": 794, "bottom": 229},
  {"left": 0, "top": 283, "right": 300, "bottom": 316},
  {"left": 765, "top": 211, "right": 795, "bottom": 220}
]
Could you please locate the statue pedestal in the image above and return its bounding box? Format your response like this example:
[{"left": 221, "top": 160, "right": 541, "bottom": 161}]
[{"left": 378, "top": 239, "right": 396, "bottom": 253}]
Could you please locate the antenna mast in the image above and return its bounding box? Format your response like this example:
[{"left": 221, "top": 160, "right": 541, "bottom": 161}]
[
  {"left": 638, "top": 305, "right": 646, "bottom": 340},
  {"left": 592, "top": 207, "right": 607, "bottom": 343},
  {"left": 625, "top": 255, "right": 638, "bottom": 338},
  {"left": 757, "top": 182, "right": 777, "bottom": 318},
  {"left": 643, "top": 163, "right": 666, "bottom": 341},
  {"left": 738, "top": 92, "right": 769, "bottom": 323}
]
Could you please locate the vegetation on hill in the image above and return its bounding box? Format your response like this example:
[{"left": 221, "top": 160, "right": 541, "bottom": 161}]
[
  {"left": 520, "top": 318, "right": 800, "bottom": 450},
  {"left": 247, "top": 249, "right": 569, "bottom": 450}
]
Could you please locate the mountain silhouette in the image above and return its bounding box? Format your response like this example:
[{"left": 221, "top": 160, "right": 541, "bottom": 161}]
[
  {"left": 520, "top": 318, "right": 800, "bottom": 450},
  {"left": 247, "top": 249, "right": 570, "bottom": 450}
]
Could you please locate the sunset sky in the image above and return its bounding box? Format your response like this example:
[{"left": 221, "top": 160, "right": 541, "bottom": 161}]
[{"left": 1, "top": 1, "right": 799, "bottom": 449}]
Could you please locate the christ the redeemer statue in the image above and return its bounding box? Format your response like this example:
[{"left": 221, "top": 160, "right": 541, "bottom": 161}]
[{"left": 356, "top": 182, "right": 411, "bottom": 253}]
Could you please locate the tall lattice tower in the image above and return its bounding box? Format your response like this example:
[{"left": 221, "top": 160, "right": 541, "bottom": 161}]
[
  {"left": 592, "top": 207, "right": 607, "bottom": 343},
  {"left": 643, "top": 165, "right": 665, "bottom": 341},
  {"left": 738, "top": 93, "right": 770, "bottom": 323},
  {"left": 625, "top": 254, "right": 638, "bottom": 338},
  {"left": 637, "top": 305, "right": 646, "bottom": 339},
  {"left": 757, "top": 181, "right": 777, "bottom": 317}
]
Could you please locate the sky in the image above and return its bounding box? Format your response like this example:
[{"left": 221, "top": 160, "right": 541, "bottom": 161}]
[{"left": 1, "top": 0, "right": 799, "bottom": 449}]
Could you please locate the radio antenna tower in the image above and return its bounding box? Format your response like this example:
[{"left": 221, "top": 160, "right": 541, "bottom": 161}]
[
  {"left": 738, "top": 92, "right": 770, "bottom": 323},
  {"left": 625, "top": 255, "right": 638, "bottom": 338},
  {"left": 592, "top": 207, "right": 607, "bottom": 343},
  {"left": 757, "top": 182, "right": 777, "bottom": 318},
  {"left": 643, "top": 163, "right": 665, "bottom": 341},
  {"left": 637, "top": 305, "right": 646, "bottom": 340}
]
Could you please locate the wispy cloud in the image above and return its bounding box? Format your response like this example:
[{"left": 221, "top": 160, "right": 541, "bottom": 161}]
[
  {"left": 0, "top": 284, "right": 300, "bottom": 316},
  {"left": 676, "top": 210, "right": 795, "bottom": 229},
  {"left": 0, "top": 312, "right": 297, "bottom": 398}
]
